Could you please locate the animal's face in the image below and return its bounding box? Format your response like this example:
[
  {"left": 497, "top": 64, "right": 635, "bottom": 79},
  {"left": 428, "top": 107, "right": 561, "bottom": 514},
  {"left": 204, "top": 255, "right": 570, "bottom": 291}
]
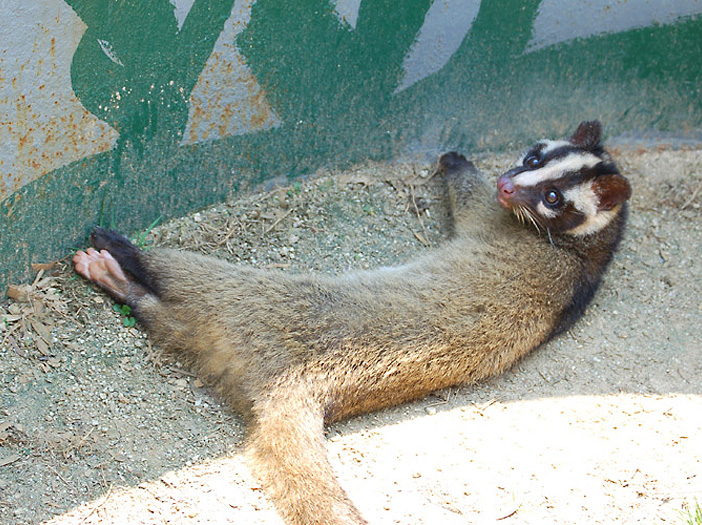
[{"left": 497, "top": 121, "right": 632, "bottom": 236}]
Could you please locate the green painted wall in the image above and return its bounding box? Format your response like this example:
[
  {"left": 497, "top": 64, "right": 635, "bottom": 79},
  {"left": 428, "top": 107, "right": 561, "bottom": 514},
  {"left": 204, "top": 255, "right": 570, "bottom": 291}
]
[{"left": 2, "top": 0, "right": 702, "bottom": 288}]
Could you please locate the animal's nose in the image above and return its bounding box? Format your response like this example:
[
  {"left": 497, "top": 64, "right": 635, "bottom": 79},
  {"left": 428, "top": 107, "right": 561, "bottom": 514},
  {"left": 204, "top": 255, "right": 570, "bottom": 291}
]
[{"left": 497, "top": 175, "right": 515, "bottom": 197}]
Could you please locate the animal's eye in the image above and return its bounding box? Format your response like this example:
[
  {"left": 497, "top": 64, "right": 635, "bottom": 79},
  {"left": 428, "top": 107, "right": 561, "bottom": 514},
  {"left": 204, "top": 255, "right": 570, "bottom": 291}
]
[
  {"left": 544, "top": 189, "right": 562, "bottom": 207},
  {"left": 524, "top": 154, "right": 541, "bottom": 169}
]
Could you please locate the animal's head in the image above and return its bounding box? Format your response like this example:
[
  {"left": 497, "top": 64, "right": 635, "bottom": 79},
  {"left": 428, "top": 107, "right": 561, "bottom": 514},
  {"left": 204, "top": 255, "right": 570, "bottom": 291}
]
[{"left": 497, "top": 121, "right": 631, "bottom": 236}]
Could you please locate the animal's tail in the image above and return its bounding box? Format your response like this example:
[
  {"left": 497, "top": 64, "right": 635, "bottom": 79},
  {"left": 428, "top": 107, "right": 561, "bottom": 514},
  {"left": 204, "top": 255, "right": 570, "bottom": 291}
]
[{"left": 246, "top": 386, "right": 368, "bottom": 525}]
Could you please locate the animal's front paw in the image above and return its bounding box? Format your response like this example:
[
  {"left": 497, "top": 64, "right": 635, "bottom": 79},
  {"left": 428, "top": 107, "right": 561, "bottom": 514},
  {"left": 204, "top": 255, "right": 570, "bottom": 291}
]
[
  {"left": 439, "top": 151, "right": 473, "bottom": 171},
  {"left": 437, "top": 152, "right": 490, "bottom": 220},
  {"left": 437, "top": 152, "right": 481, "bottom": 184},
  {"left": 439, "top": 151, "right": 475, "bottom": 174}
]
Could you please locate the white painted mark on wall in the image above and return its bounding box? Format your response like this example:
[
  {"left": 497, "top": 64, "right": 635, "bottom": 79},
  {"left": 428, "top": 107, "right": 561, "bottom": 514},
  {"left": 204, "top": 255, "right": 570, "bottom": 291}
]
[
  {"left": 527, "top": 0, "right": 702, "bottom": 52},
  {"left": 395, "top": 0, "right": 481, "bottom": 93},
  {"left": 169, "top": 0, "right": 196, "bottom": 31},
  {"left": 181, "top": 0, "right": 281, "bottom": 145},
  {"left": 97, "top": 39, "right": 124, "bottom": 66},
  {"left": 332, "top": 0, "right": 362, "bottom": 29}
]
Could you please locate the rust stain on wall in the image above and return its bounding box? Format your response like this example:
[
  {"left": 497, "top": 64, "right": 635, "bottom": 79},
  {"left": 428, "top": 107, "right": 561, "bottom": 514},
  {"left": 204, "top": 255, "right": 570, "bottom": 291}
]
[
  {"left": 182, "top": 0, "right": 280, "bottom": 145},
  {"left": 0, "top": 2, "right": 118, "bottom": 203}
]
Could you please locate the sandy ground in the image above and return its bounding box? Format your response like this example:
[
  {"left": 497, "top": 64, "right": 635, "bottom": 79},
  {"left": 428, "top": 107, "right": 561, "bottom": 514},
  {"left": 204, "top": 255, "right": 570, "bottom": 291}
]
[{"left": 1, "top": 144, "right": 701, "bottom": 524}]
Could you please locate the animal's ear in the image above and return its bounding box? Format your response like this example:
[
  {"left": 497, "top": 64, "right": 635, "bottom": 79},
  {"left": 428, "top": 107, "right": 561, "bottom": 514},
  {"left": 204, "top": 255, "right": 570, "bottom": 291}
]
[
  {"left": 592, "top": 173, "right": 632, "bottom": 211},
  {"left": 570, "top": 120, "right": 602, "bottom": 150}
]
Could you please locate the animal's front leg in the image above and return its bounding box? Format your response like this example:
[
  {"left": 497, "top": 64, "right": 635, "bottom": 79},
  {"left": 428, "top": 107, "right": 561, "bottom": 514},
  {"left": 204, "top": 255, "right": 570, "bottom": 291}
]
[{"left": 437, "top": 151, "right": 493, "bottom": 235}]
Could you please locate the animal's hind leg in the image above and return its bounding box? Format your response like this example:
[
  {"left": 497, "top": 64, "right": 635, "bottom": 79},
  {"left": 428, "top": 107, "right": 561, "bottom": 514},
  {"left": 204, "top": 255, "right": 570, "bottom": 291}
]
[
  {"left": 73, "top": 248, "right": 133, "bottom": 304},
  {"left": 89, "top": 227, "right": 158, "bottom": 296},
  {"left": 73, "top": 230, "right": 155, "bottom": 308},
  {"left": 74, "top": 241, "right": 186, "bottom": 345}
]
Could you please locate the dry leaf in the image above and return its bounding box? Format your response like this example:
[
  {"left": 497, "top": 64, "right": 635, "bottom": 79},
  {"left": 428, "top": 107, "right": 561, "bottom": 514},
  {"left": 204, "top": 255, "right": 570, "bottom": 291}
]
[
  {"left": 7, "top": 335, "right": 26, "bottom": 358},
  {"left": 31, "top": 262, "right": 57, "bottom": 273},
  {"left": 412, "top": 230, "right": 430, "bottom": 246},
  {"left": 30, "top": 319, "right": 52, "bottom": 343},
  {"left": 7, "top": 285, "right": 31, "bottom": 303},
  {"left": 36, "top": 338, "right": 51, "bottom": 356},
  {"left": 31, "top": 300, "right": 45, "bottom": 316},
  {"left": 0, "top": 454, "right": 20, "bottom": 467}
]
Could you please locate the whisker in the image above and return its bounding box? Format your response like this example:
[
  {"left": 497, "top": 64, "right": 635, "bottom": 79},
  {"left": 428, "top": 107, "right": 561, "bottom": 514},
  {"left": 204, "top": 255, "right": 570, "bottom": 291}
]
[
  {"left": 522, "top": 207, "right": 542, "bottom": 232},
  {"left": 547, "top": 228, "right": 554, "bottom": 247},
  {"left": 511, "top": 205, "right": 545, "bottom": 234}
]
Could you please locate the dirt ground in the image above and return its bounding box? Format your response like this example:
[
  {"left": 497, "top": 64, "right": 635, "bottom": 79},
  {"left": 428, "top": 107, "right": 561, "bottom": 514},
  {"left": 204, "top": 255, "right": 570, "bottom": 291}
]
[{"left": 1, "top": 143, "right": 701, "bottom": 525}]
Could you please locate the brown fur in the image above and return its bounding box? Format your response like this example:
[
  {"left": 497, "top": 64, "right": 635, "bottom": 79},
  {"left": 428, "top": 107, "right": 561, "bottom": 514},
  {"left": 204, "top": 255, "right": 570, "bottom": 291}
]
[{"left": 73, "top": 124, "right": 630, "bottom": 524}]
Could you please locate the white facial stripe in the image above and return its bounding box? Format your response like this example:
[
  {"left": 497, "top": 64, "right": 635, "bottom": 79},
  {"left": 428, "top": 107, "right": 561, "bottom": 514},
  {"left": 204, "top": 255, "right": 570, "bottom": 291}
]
[
  {"left": 519, "top": 140, "right": 570, "bottom": 164},
  {"left": 536, "top": 201, "right": 558, "bottom": 219},
  {"left": 540, "top": 139, "right": 570, "bottom": 156},
  {"left": 568, "top": 208, "right": 617, "bottom": 236},
  {"left": 563, "top": 182, "right": 598, "bottom": 217},
  {"left": 563, "top": 183, "right": 618, "bottom": 236},
  {"left": 513, "top": 152, "right": 601, "bottom": 188}
]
